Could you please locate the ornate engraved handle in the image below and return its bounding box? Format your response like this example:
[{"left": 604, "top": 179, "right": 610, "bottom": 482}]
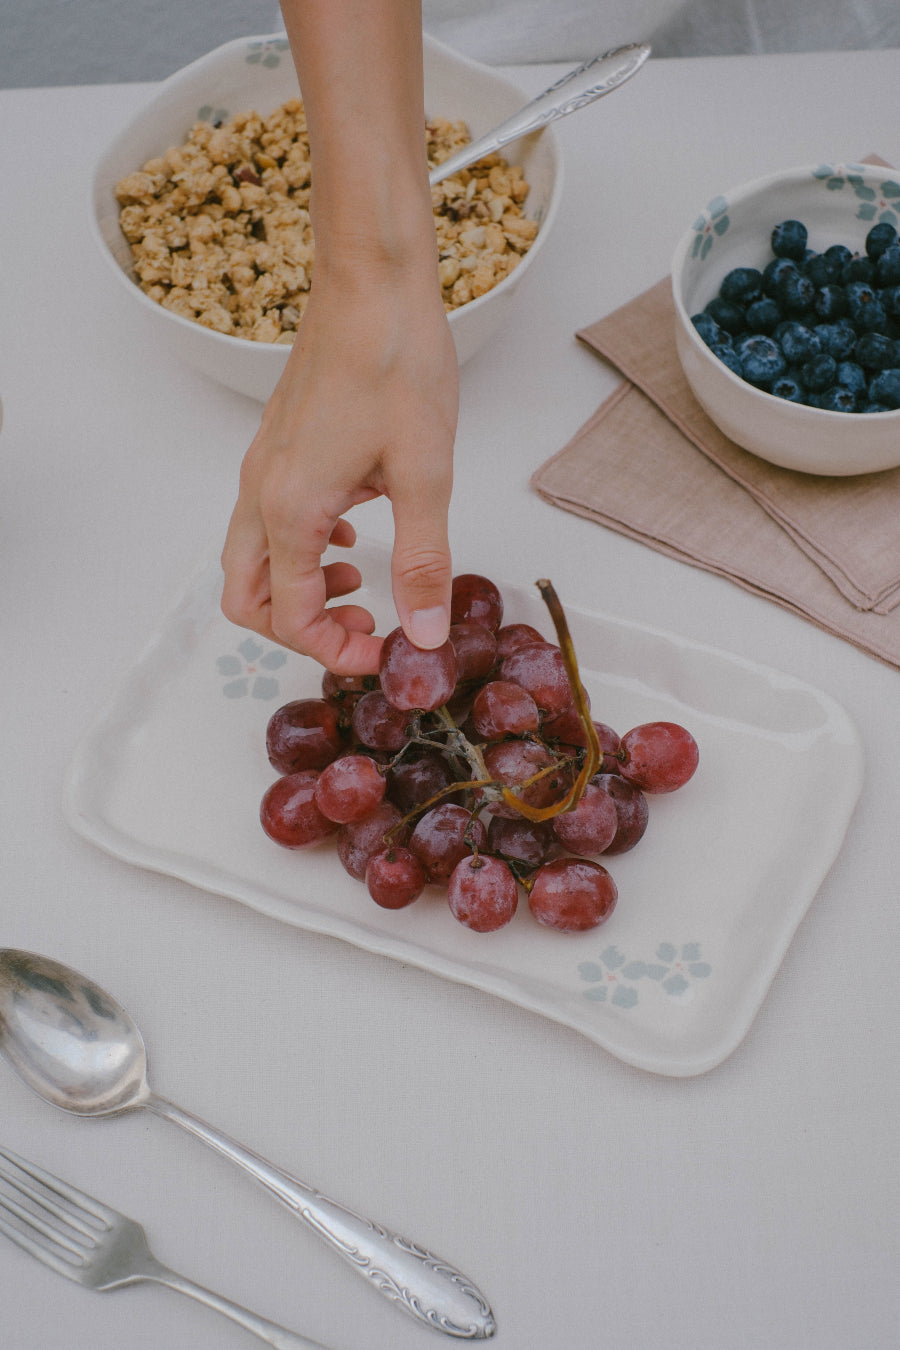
[
  {"left": 429, "top": 42, "right": 651, "bottom": 186},
  {"left": 147, "top": 1095, "right": 495, "bottom": 1339}
]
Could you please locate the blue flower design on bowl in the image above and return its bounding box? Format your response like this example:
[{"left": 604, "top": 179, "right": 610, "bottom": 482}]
[
  {"left": 245, "top": 37, "right": 291, "bottom": 69},
  {"left": 690, "top": 195, "right": 730, "bottom": 260},
  {"left": 811, "top": 163, "right": 900, "bottom": 227}
]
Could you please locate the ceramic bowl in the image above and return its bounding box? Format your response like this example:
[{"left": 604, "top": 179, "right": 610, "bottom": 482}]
[
  {"left": 90, "top": 32, "right": 562, "bottom": 403},
  {"left": 671, "top": 163, "right": 900, "bottom": 475}
]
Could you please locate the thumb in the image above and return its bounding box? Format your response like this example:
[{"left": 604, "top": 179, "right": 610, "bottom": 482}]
[{"left": 390, "top": 479, "right": 453, "bottom": 651}]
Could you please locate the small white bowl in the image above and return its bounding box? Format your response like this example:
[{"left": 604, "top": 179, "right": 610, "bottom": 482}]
[
  {"left": 91, "top": 32, "right": 562, "bottom": 403},
  {"left": 671, "top": 163, "right": 900, "bottom": 476}
]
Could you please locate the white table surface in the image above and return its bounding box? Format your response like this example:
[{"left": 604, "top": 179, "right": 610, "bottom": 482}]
[{"left": 2, "top": 48, "right": 899, "bottom": 1350}]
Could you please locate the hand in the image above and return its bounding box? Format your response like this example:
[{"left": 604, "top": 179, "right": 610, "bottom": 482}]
[{"left": 220, "top": 267, "right": 459, "bottom": 675}]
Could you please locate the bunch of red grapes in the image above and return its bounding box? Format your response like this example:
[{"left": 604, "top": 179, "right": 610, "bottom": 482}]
[{"left": 259, "top": 573, "right": 699, "bottom": 935}]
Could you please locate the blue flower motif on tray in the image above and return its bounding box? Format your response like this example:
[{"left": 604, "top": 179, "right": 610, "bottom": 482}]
[
  {"left": 578, "top": 942, "right": 711, "bottom": 1009},
  {"left": 245, "top": 37, "right": 291, "bottom": 68},
  {"left": 217, "top": 637, "right": 287, "bottom": 699}
]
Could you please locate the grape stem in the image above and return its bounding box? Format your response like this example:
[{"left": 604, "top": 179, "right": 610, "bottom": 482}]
[
  {"left": 383, "top": 580, "right": 598, "bottom": 837},
  {"left": 496, "top": 580, "right": 600, "bottom": 821}
]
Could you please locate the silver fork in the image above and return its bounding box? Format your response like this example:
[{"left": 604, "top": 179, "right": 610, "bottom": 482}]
[{"left": 0, "top": 1146, "right": 332, "bottom": 1349}]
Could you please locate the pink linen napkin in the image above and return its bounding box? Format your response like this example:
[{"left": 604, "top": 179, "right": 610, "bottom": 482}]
[{"left": 532, "top": 279, "right": 900, "bottom": 671}]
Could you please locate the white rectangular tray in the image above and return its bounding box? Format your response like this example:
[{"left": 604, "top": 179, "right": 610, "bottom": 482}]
[{"left": 63, "top": 541, "right": 863, "bottom": 1075}]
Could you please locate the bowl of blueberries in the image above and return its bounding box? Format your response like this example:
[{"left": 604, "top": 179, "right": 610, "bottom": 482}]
[{"left": 671, "top": 162, "right": 900, "bottom": 475}]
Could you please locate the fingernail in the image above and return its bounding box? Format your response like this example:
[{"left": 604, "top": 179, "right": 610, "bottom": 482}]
[{"left": 408, "top": 605, "right": 449, "bottom": 649}]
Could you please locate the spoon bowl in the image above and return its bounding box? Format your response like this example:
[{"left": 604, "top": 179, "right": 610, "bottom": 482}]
[
  {"left": 0, "top": 948, "right": 495, "bottom": 1338},
  {"left": 0, "top": 949, "right": 148, "bottom": 1115}
]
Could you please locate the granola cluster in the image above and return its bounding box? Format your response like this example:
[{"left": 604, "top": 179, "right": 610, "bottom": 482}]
[{"left": 115, "top": 100, "right": 538, "bottom": 343}]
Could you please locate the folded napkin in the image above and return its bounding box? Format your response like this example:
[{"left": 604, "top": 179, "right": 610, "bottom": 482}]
[{"left": 532, "top": 271, "right": 900, "bottom": 672}]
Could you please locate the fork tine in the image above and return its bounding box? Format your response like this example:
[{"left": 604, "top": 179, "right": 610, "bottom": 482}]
[
  {"left": 0, "top": 1189, "right": 89, "bottom": 1257},
  {"left": 0, "top": 1147, "right": 113, "bottom": 1227},
  {"left": 0, "top": 1160, "right": 102, "bottom": 1242},
  {"left": 0, "top": 1205, "right": 86, "bottom": 1281}
]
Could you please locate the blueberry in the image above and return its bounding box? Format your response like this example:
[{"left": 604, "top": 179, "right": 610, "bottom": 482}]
[
  {"left": 867, "top": 368, "right": 900, "bottom": 408},
  {"left": 719, "top": 267, "right": 762, "bottom": 305},
  {"left": 875, "top": 244, "right": 900, "bottom": 287},
  {"left": 745, "top": 296, "right": 782, "bottom": 333},
  {"left": 835, "top": 360, "right": 867, "bottom": 395},
  {"left": 882, "top": 286, "right": 900, "bottom": 318},
  {"left": 801, "top": 353, "right": 838, "bottom": 393},
  {"left": 854, "top": 331, "right": 896, "bottom": 370},
  {"left": 846, "top": 281, "right": 888, "bottom": 333},
  {"left": 825, "top": 243, "right": 853, "bottom": 271},
  {"left": 762, "top": 257, "right": 799, "bottom": 298},
  {"left": 816, "top": 385, "right": 860, "bottom": 413},
  {"left": 804, "top": 252, "right": 841, "bottom": 286},
  {"left": 770, "top": 372, "right": 806, "bottom": 403},
  {"left": 771, "top": 219, "right": 808, "bottom": 261},
  {"left": 815, "top": 319, "right": 858, "bottom": 360},
  {"left": 841, "top": 255, "right": 875, "bottom": 285},
  {"left": 775, "top": 320, "right": 820, "bottom": 364},
  {"left": 704, "top": 295, "right": 746, "bottom": 335},
  {"left": 813, "top": 284, "right": 848, "bottom": 321},
  {"left": 710, "top": 342, "right": 742, "bottom": 376},
  {"left": 739, "top": 335, "right": 786, "bottom": 388},
  {"left": 776, "top": 268, "right": 815, "bottom": 315},
  {"left": 865, "top": 220, "right": 898, "bottom": 261},
  {"left": 692, "top": 312, "right": 728, "bottom": 347},
  {"left": 862, "top": 401, "right": 892, "bottom": 413}
]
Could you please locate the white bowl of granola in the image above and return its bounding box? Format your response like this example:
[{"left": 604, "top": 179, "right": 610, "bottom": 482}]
[{"left": 91, "top": 32, "right": 562, "bottom": 403}]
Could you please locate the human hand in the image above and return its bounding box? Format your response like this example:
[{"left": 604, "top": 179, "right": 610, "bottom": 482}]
[{"left": 220, "top": 269, "right": 459, "bottom": 675}]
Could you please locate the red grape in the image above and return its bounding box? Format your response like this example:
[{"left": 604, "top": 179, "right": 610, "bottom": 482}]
[
  {"left": 351, "top": 690, "right": 411, "bottom": 751},
  {"left": 266, "top": 699, "right": 344, "bottom": 774},
  {"left": 495, "top": 623, "right": 546, "bottom": 658},
  {"left": 314, "top": 754, "right": 386, "bottom": 823},
  {"left": 385, "top": 748, "right": 462, "bottom": 813},
  {"left": 592, "top": 773, "right": 649, "bottom": 854},
  {"left": 500, "top": 643, "right": 572, "bottom": 716},
  {"left": 481, "top": 740, "right": 571, "bottom": 818},
  {"left": 321, "top": 671, "right": 378, "bottom": 713},
  {"left": 528, "top": 858, "right": 618, "bottom": 932},
  {"left": 471, "top": 680, "right": 541, "bottom": 740},
  {"left": 379, "top": 627, "right": 457, "bottom": 712},
  {"left": 447, "top": 855, "right": 518, "bottom": 932},
  {"left": 366, "top": 846, "right": 426, "bottom": 909},
  {"left": 618, "top": 722, "right": 699, "bottom": 793},
  {"left": 551, "top": 782, "right": 618, "bottom": 856},
  {"left": 486, "top": 815, "right": 559, "bottom": 869},
  {"left": 450, "top": 574, "right": 504, "bottom": 631},
  {"left": 260, "top": 771, "right": 338, "bottom": 849},
  {"left": 409, "top": 803, "right": 487, "bottom": 883},
  {"left": 336, "top": 802, "right": 405, "bottom": 880},
  {"left": 448, "top": 622, "right": 497, "bottom": 683}
]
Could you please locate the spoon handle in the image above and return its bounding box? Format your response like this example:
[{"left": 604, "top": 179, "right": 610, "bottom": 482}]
[
  {"left": 428, "top": 41, "right": 650, "bottom": 186},
  {"left": 146, "top": 1094, "right": 495, "bottom": 1340}
]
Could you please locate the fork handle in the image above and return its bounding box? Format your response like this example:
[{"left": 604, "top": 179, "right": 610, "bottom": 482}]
[
  {"left": 143, "top": 1261, "right": 330, "bottom": 1350},
  {"left": 146, "top": 1094, "right": 495, "bottom": 1340}
]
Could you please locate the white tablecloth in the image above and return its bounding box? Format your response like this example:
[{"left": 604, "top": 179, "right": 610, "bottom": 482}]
[{"left": 1, "top": 50, "right": 899, "bottom": 1350}]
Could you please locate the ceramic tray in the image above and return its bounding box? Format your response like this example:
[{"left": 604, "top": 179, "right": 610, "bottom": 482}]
[{"left": 63, "top": 540, "right": 864, "bottom": 1076}]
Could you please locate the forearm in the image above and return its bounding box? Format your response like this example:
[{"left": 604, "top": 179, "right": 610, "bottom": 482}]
[{"left": 279, "top": 0, "right": 437, "bottom": 280}]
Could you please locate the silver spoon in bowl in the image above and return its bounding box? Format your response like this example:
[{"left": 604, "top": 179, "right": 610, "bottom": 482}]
[
  {"left": 0, "top": 948, "right": 495, "bottom": 1340},
  {"left": 428, "top": 42, "right": 651, "bottom": 186}
]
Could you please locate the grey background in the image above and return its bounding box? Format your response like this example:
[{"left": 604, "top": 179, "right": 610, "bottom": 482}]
[{"left": 3, "top": 0, "right": 899, "bottom": 90}]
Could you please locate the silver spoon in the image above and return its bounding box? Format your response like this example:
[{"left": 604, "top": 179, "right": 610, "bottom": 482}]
[
  {"left": 428, "top": 42, "right": 651, "bottom": 186},
  {"left": 0, "top": 949, "right": 495, "bottom": 1340}
]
